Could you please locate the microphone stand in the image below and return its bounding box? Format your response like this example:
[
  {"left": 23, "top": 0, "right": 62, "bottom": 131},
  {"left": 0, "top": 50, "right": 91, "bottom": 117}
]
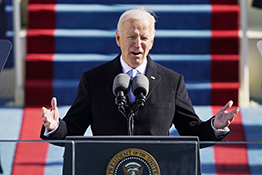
[
  {"left": 115, "top": 93, "right": 147, "bottom": 135},
  {"left": 127, "top": 93, "right": 147, "bottom": 135},
  {"left": 127, "top": 108, "right": 135, "bottom": 135}
]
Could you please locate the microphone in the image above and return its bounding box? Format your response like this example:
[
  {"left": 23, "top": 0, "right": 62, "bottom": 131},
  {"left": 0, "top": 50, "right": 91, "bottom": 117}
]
[
  {"left": 113, "top": 73, "right": 130, "bottom": 116},
  {"left": 132, "top": 74, "right": 149, "bottom": 108}
]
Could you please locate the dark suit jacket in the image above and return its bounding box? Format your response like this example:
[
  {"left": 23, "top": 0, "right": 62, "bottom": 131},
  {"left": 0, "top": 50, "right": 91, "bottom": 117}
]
[{"left": 41, "top": 54, "right": 227, "bottom": 142}]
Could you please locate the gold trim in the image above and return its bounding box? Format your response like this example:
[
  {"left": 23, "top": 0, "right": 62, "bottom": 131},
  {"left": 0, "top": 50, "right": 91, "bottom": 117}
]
[{"left": 106, "top": 148, "right": 161, "bottom": 175}]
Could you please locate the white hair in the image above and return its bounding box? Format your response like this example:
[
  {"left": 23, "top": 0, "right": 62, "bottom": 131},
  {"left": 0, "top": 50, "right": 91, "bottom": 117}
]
[{"left": 117, "top": 7, "right": 156, "bottom": 36}]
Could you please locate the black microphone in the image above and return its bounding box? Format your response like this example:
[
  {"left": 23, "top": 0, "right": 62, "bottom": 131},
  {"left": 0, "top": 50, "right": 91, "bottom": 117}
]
[
  {"left": 113, "top": 73, "right": 130, "bottom": 117},
  {"left": 132, "top": 74, "right": 149, "bottom": 108}
]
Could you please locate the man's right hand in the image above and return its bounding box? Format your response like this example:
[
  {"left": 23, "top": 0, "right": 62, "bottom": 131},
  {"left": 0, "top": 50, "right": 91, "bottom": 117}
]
[{"left": 41, "top": 97, "right": 59, "bottom": 131}]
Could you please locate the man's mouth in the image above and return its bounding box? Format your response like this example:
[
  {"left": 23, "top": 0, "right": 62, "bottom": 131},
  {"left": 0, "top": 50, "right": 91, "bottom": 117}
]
[{"left": 131, "top": 52, "right": 142, "bottom": 56}]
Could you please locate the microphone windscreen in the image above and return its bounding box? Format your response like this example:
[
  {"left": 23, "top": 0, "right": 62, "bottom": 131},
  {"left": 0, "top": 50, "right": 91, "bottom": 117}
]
[
  {"left": 113, "top": 73, "right": 130, "bottom": 96},
  {"left": 132, "top": 74, "right": 149, "bottom": 96}
]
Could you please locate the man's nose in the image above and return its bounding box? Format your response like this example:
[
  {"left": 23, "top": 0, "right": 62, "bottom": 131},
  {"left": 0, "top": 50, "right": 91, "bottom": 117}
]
[{"left": 134, "top": 38, "right": 141, "bottom": 48}]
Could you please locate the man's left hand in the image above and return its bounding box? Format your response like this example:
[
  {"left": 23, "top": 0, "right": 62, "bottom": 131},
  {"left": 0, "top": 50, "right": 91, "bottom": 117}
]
[{"left": 213, "top": 100, "right": 240, "bottom": 130}]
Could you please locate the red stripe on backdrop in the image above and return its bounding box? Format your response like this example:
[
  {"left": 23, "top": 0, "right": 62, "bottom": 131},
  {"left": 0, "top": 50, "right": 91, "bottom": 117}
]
[
  {"left": 211, "top": 55, "right": 239, "bottom": 83},
  {"left": 25, "top": 54, "right": 54, "bottom": 106},
  {"left": 211, "top": 0, "right": 238, "bottom": 4},
  {"left": 12, "top": 108, "right": 49, "bottom": 175},
  {"left": 27, "top": 30, "right": 55, "bottom": 53},
  {"left": 212, "top": 106, "right": 250, "bottom": 175},
  {"left": 211, "top": 5, "right": 239, "bottom": 30},
  {"left": 26, "top": 54, "right": 54, "bottom": 80},
  {"left": 211, "top": 82, "right": 239, "bottom": 106},
  {"left": 25, "top": 80, "right": 53, "bottom": 106},
  {"left": 28, "top": 4, "right": 56, "bottom": 29},
  {"left": 211, "top": 30, "right": 239, "bottom": 55},
  {"left": 29, "top": 0, "right": 55, "bottom": 3}
]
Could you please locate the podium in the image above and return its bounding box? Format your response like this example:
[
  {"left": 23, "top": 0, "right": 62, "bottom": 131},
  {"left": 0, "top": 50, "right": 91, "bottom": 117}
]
[
  {"left": 0, "top": 39, "right": 12, "bottom": 174},
  {"left": 64, "top": 136, "right": 201, "bottom": 175},
  {"left": 0, "top": 40, "right": 12, "bottom": 73}
]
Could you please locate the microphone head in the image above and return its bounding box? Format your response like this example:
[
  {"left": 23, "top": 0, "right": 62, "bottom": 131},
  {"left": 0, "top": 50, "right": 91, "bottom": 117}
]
[
  {"left": 132, "top": 74, "right": 149, "bottom": 96},
  {"left": 113, "top": 73, "right": 130, "bottom": 96}
]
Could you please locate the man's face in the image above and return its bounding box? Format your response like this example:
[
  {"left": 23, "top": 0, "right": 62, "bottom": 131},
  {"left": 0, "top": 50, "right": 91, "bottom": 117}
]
[{"left": 116, "top": 18, "right": 154, "bottom": 68}]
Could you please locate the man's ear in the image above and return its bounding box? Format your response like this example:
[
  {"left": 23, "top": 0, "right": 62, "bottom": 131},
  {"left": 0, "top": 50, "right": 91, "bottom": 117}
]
[
  {"left": 116, "top": 31, "right": 121, "bottom": 47},
  {"left": 149, "top": 37, "right": 154, "bottom": 50}
]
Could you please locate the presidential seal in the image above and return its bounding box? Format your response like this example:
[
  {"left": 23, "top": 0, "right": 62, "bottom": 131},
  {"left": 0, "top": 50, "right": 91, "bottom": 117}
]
[{"left": 106, "top": 148, "right": 161, "bottom": 175}]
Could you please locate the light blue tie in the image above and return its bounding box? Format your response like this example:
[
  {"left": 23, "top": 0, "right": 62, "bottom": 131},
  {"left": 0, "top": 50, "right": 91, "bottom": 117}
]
[{"left": 127, "top": 69, "right": 137, "bottom": 103}]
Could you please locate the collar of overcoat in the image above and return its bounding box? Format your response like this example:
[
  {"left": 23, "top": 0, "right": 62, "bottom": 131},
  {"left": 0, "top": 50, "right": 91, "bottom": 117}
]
[{"left": 107, "top": 54, "right": 161, "bottom": 100}]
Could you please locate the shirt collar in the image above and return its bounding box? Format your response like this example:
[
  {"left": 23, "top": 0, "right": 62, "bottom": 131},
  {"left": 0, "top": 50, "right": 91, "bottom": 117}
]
[{"left": 120, "top": 55, "right": 147, "bottom": 75}]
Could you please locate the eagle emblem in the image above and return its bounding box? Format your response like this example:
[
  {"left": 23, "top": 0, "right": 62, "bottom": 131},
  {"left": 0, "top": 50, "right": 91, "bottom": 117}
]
[{"left": 122, "top": 162, "right": 144, "bottom": 175}]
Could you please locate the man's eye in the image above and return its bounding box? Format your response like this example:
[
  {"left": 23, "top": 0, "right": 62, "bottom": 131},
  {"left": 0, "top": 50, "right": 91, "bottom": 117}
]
[{"left": 128, "top": 36, "right": 136, "bottom": 39}]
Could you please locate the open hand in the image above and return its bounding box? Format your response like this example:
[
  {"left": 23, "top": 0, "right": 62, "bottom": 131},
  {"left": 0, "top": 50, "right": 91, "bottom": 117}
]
[
  {"left": 41, "top": 97, "right": 59, "bottom": 130},
  {"left": 213, "top": 100, "right": 239, "bottom": 129}
]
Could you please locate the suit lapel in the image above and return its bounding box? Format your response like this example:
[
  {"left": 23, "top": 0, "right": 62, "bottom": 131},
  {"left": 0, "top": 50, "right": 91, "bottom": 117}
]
[
  {"left": 145, "top": 56, "right": 160, "bottom": 99},
  {"left": 107, "top": 54, "right": 123, "bottom": 86}
]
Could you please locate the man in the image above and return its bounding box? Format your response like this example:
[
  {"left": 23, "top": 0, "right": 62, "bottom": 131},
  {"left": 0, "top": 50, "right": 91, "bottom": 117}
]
[{"left": 40, "top": 8, "right": 239, "bottom": 142}]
